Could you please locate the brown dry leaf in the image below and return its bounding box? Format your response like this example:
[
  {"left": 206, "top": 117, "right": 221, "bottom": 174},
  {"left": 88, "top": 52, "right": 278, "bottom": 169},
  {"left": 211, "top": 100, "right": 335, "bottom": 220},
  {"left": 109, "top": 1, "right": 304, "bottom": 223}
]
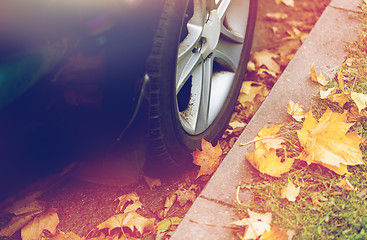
[
  {"left": 231, "top": 210, "right": 272, "bottom": 240},
  {"left": 115, "top": 192, "right": 142, "bottom": 213},
  {"left": 161, "top": 193, "right": 177, "bottom": 218},
  {"left": 265, "top": 12, "right": 288, "bottom": 21},
  {"left": 310, "top": 192, "right": 320, "bottom": 206},
  {"left": 45, "top": 231, "right": 85, "bottom": 240},
  {"left": 247, "top": 60, "right": 256, "bottom": 72},
  {"left": 143, "top": 176, "right": 161, "bottom": 190},
  {"left": 260, "top": 225, "right": 289, "bottom": 240},
  {"left": 347, "top": 103, "right": 365, "bottom": 123},
  {"left": 336, "top": 177, "right": 356, "bottom": 191},
  {"left": 310, "top": 64, "right": 328, "bottom": 86},
  {"left": 275, "top": 0, "right": 294, "bottom": 7},
  {"left": 227, "top": 121, "right": 247, "bottom": 135},
  {"left": 96, "top": 212, "right": 155, "bottom": 237},
  {"left": 252, "top": 50, "right": 280, "bottom": 74},
  {"left": 297, "top": 108, "right": 365, "bottom": 175},
  {"left": 175, "top": 185, "right": 198, "bottom": 207},
  {"left": 351, "top": 92, "right": 367, "bottom": 113},
  {"left": 192, "top": 138, "right": 222, "bottom": 178},
  {"left": 238, "top": 81, "right": 269, "bottom": 118},
  {"left": 287, "top": 100, "right": 306, "bottom": 122},
  {"left": 0, "top": 212, "right": 41, "bottom": 237},
  {"left": 281, "top": 179, "right": 300, "bottom": 202},
  {"left": 21, "top": 209, "right": 59, "bottom": 240}
]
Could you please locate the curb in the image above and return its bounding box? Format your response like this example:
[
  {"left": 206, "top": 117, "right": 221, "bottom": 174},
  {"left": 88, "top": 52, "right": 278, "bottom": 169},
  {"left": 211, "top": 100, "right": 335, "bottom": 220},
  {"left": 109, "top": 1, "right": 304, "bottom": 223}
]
[{"left": 171, "top": 0, "right": 363, "bottom": 239}]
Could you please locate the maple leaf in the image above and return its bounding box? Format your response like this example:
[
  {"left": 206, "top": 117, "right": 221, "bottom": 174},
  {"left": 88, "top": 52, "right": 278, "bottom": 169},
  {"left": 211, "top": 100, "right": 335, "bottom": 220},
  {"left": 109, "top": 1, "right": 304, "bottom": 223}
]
[
  {"left": 259, "top": 225, "right": 289, "bottom": 240},
  {"left": 231, "top": 210, "right": 272, "bottom": 240},
  {"left": 96, "top": 212, "right": 155, "bottom": 237},
  {"left": 351, "top": 92, "right": 367, "bottom": 113},
  {"left": 192, "top": 138, "right": 222, "bottom": 178},
  {"left": 281, "top": 179, "right": 300, "bottom": 202},
  {"left": 115, "top": 192, "right": 142, "bottom": 213},
  {"left": 287, "top": 100, "right": 306, "bottom": 122},
  {"left": 297, "top": 108, "right": 365, "bottom": 175},
  {"left": 310, "top": 64, "right": 329, "bottom": 86},
  {"left": 21, "top": 209, "right": 59, "bottom": 240}
]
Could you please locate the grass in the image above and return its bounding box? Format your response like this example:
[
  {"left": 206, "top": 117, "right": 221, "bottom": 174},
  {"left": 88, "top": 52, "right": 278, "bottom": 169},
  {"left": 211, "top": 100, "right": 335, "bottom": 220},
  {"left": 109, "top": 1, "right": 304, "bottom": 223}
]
[{"left": 233, "top": 3, "right": 367, "bottom": 239}]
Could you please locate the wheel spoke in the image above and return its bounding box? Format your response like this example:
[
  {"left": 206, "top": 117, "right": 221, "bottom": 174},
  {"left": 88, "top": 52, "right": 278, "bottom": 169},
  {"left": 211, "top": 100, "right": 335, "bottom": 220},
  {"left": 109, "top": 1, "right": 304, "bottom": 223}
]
[
  {"left": 216, "top": 0, "right": 231, "bottom": 21},
  {"left": 176, "top": 52, "right": 202, "bottom": 93}
]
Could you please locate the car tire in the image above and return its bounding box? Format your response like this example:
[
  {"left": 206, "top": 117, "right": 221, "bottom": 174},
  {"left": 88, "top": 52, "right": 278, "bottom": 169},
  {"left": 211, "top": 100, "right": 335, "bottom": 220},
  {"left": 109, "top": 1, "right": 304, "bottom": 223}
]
[{"left": 145, "top": 0, "right": 257, "bottom": 175}]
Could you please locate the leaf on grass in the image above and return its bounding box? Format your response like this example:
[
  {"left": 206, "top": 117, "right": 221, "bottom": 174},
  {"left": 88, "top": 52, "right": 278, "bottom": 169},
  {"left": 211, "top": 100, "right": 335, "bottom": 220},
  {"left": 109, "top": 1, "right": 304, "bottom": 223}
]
[
  {"left": 96, "top": 212, "right": 155, "bottom": 237},
  {"left": 328, "top": 93, "right": 350, "bottom": 108},
  {"left": 246, "top": 125, "right": 294, "bottom": 177},
  {"left": 310, "top": 64, "right": 329, "bottom": 86},
  {"left": 351, "top": 92, "right": 367, "bottom": 113},
  {"left": 115, "top": 192, "right": 142, "bottom": 213},
  {"left": 297, "top": 108, "right": 365, "bottom": 175},
  {"left": 319, "top": 87, "right": 336, "bottom": 99},
  {"left": 157, "top": 217, "right": 182, "bottom": 232},
  {"left": 281, "top": 179, "right": 300, "bottom": 202},
  {"left": 287, "top": 100, "right": 306, "bottom": 122},
  {"left": 336, "top": 177, "right": 356, "bottom": 191},
  {"left": 232, "top": 210, "right": 272, "bottom": 240},
  {"left": 192, "top": 138, "right": 222, "bottom": 178},
  {"left": 259, "top": 225, "right": 289, "bottom": 240},
  {"left": 21, "top": 209, "right": 59, "bottom": 240}
]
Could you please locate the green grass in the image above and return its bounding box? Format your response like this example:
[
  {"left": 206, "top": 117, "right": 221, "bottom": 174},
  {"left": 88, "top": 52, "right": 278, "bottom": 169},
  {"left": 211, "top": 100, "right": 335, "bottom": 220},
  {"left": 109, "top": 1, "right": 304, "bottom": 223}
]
[{"left": 233, "top": 3, "right": 367, "bottom": 239}]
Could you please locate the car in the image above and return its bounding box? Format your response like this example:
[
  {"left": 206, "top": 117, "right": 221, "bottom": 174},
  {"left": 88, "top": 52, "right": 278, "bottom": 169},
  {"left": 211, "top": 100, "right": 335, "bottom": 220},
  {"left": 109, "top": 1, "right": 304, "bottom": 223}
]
[{"left": 0, "top": 0, "right": 257, "bottom": 197}]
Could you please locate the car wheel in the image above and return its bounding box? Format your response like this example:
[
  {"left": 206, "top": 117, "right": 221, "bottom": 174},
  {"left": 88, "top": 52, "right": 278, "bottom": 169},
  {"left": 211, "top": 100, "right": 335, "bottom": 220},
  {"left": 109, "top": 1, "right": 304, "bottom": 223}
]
[{"left": 145, "top": 0, "right": 257, "bottom": 175}]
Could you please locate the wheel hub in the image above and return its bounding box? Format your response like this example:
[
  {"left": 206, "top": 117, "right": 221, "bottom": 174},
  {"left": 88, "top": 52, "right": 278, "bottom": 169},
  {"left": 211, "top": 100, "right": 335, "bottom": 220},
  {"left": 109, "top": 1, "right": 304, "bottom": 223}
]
[{"left": 200, "top": 10, "right": 221, "bottom": 59}]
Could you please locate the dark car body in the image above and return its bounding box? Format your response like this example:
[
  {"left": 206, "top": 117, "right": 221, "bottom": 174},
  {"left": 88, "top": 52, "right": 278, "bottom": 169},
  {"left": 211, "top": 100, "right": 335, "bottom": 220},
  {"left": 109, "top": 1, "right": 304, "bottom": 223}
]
[{"left": 0, "top": 0, "right": 165, "bottom": 198}]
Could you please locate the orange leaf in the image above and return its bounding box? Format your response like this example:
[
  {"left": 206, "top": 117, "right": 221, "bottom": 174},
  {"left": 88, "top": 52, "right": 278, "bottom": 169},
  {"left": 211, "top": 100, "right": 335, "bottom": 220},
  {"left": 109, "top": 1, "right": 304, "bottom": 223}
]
[{"left": 192, "top": 138, "right": 222, "bottom": 178}]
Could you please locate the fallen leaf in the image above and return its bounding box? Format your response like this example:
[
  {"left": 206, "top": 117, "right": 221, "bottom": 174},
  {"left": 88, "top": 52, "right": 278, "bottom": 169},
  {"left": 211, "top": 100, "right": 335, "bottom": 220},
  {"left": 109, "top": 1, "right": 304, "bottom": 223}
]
[
  {"left": 258, "top": 68, "right": 278, "bottom": 78},
  {"left": 175, "top": 185, "right": 198, "bottom": 207},
  {"left": 328, "top": 93, "right": 350, "bottom": 108},
  {"left": 232, "top": 210, "right": 272, "bottom": 240},
  {"left": 0, "top": 212, "right": 41, "bottom": 237},
  {"left": 265, "top": 12, "right": 288, "bottom": 21},
  {"left": 287, "top": 100, "right": 306, "bottom": 122},
  {"left": 96, "top": 212, "right": 155, "bottom": 237},
  {"left": 253, "top": 50, "right": 280, "bottom": 74},
  {"left": 161, "top": 193, "right": 177, "bottom": 218},
  {"left": 319, "top": 87, "right": 336, "bottom": 99},
  {"left": 297, "top": 108, "right": 365, "bottom": 175},
  {"left": 281, "top": 179, "right": 300, "bottom": 202},
  {"left": 310, "top": 192, "right": 320, "bottom": 206},
  {"left": 275, "top": 0, "right": 294, "bottom": 7},
  {"left": 337, "top": 67, "right": 345, "bottom": 93},
  {"left": 21, "top": 209, "right": 59, "bottom": 240},
  {"left": 115, "top": 192, "right": 142, "bottom": 213},
  {"left": 247, "top": 60, "right": 256, "bottom": 72},
  {"left": 143, "top": 176, "right": 161, "bottom": 190},
  {"left": 157, "top": 217, "right": 182, "bottom": 232},
  {"left": 356, "top": 188, "right": 367, "bottom": 198},
  {"left": 310, "top": 64, "right": 328, "bottom": 86},
  {"left": 260, "top": 225, "right": 289, "bottom": 240},
  {"left": 257, "top": 124, "right": 284, "bottom": 150},
  {"left": 238, "top": 81, "right": 269, "bottom": 118},
  {"left": 351, "top": 92, "right": 367, "bottom": 113},
  {"left": 336, "top": 177, "right": 356, "bottom": 191},
  {"left": 192, "top": 138, "right": 222, "bottom": 178}
]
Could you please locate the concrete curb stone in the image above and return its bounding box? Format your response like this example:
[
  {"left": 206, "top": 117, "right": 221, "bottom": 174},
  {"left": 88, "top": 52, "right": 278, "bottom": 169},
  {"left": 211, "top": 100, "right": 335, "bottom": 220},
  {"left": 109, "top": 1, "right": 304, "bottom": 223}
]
[{"left": 171, "top": 0, "right": 363, "bottom": 239}]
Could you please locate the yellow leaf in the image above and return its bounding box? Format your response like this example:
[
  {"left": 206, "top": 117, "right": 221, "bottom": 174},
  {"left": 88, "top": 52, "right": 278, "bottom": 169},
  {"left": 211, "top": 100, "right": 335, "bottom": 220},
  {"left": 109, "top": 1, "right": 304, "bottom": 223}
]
[
  {"left": 320, "top": 88, "right": 336, "bottom": 99},
  {"left": 310, "top": 64, "right": 329, "bottom": 86},
  {"left": 265, "top": 12, "right": 288, "bottom": 21},
  {"left": 115, "top": 192, "right": 142, "bottom": 213},
  {"left": 287, "top": 100, "right": 306, "bottom": 122},
  {"left": 336, "top": 177, "right": 356, "bottom": 191},
  {"left": 328, "top": 93, "right": 350, "bottom": 108},
  {"left": 260, "top": 225, "right": 289, "bottom": 240},
  {"left": 275, "top": 0, "right": 294, "bottom": 7},
  {"left": 231, "top": 210, "right": 272, "bottom": 240},
  {"left": 257, "top": 124, "right": 284, "bottom": 150},
  {"left": 21, "top": 209, "right": 59, "bottom": 240},
  {"left": 351, "top": 92, "right": 367, "bottom": 113},
  {"left": 192, "top": 138, "right": 222, "bottom": 178},
  {"left": 297, "top": 109, "right": 365, "bottom": 175},
  {"left": 281, "top": 179, "right": 300, "bottom": 202},
  {"left": 96, "top": 212, "right": 155, "bottom": 236},
  {"left": 253, "top": 50, "right": 280, "bottom": 74}
]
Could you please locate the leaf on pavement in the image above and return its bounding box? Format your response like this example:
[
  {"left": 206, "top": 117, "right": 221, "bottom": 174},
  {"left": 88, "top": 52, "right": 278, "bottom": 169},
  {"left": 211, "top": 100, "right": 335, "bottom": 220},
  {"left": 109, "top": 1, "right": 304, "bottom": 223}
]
[
  {"left": 297, "top": 108, "right": 365, "bottom": 175},
  {"left": 96, "top": 212, "right": 155, "bottom": 237},
  {"left": 143, "top": 176, "right": 161, "bottom": 190},
  {"left": 115, "top": 192, "right": 142, "bottom": 213},
  {"left": 287, "top": 100, "right": 306, "bottom": 122},
  {"left": 253, "top": 50, "right": 280, "bottom": 74},
  {"left": 351, "top": 92, "right": 367, "bottom": 113},
  {"left": 259, "top": 225, "right": 289, "bottom": 240},
  {"left": 246, "top": 125, "right": 294, "bottom": 177},
  {"left": 336, "top": 177, "right": 356, "bottom": 191},
  {"left": 281, "top": 179, "right": 300, "bottom": 202},
  {"left": 310, "top": 64, "right": 329, "bottom": 86},
  {"left": 192, "top": 138, "right": 222, "bottom": 178},
  {"left": 231, "top": 210, "right": 272, "bottom": 240},
  {"left": 275, "top": 0, "right": 294, "bottom": 7},
  {"left": 21, "top": 209, "right": 59, "bottom": 240}
]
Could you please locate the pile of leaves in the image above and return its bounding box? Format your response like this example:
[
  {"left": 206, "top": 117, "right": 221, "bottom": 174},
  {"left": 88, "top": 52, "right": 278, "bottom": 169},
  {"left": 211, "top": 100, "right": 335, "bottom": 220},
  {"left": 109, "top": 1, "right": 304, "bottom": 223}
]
[{"left": 231, "top": 4, "right": 367, "bottom": 238}]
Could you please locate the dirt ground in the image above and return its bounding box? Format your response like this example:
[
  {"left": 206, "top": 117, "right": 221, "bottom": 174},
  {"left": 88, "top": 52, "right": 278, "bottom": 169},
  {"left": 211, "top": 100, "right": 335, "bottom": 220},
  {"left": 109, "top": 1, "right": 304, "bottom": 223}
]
[{"left": 0, "top": 0, "right": 331, "bottom": 239}]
